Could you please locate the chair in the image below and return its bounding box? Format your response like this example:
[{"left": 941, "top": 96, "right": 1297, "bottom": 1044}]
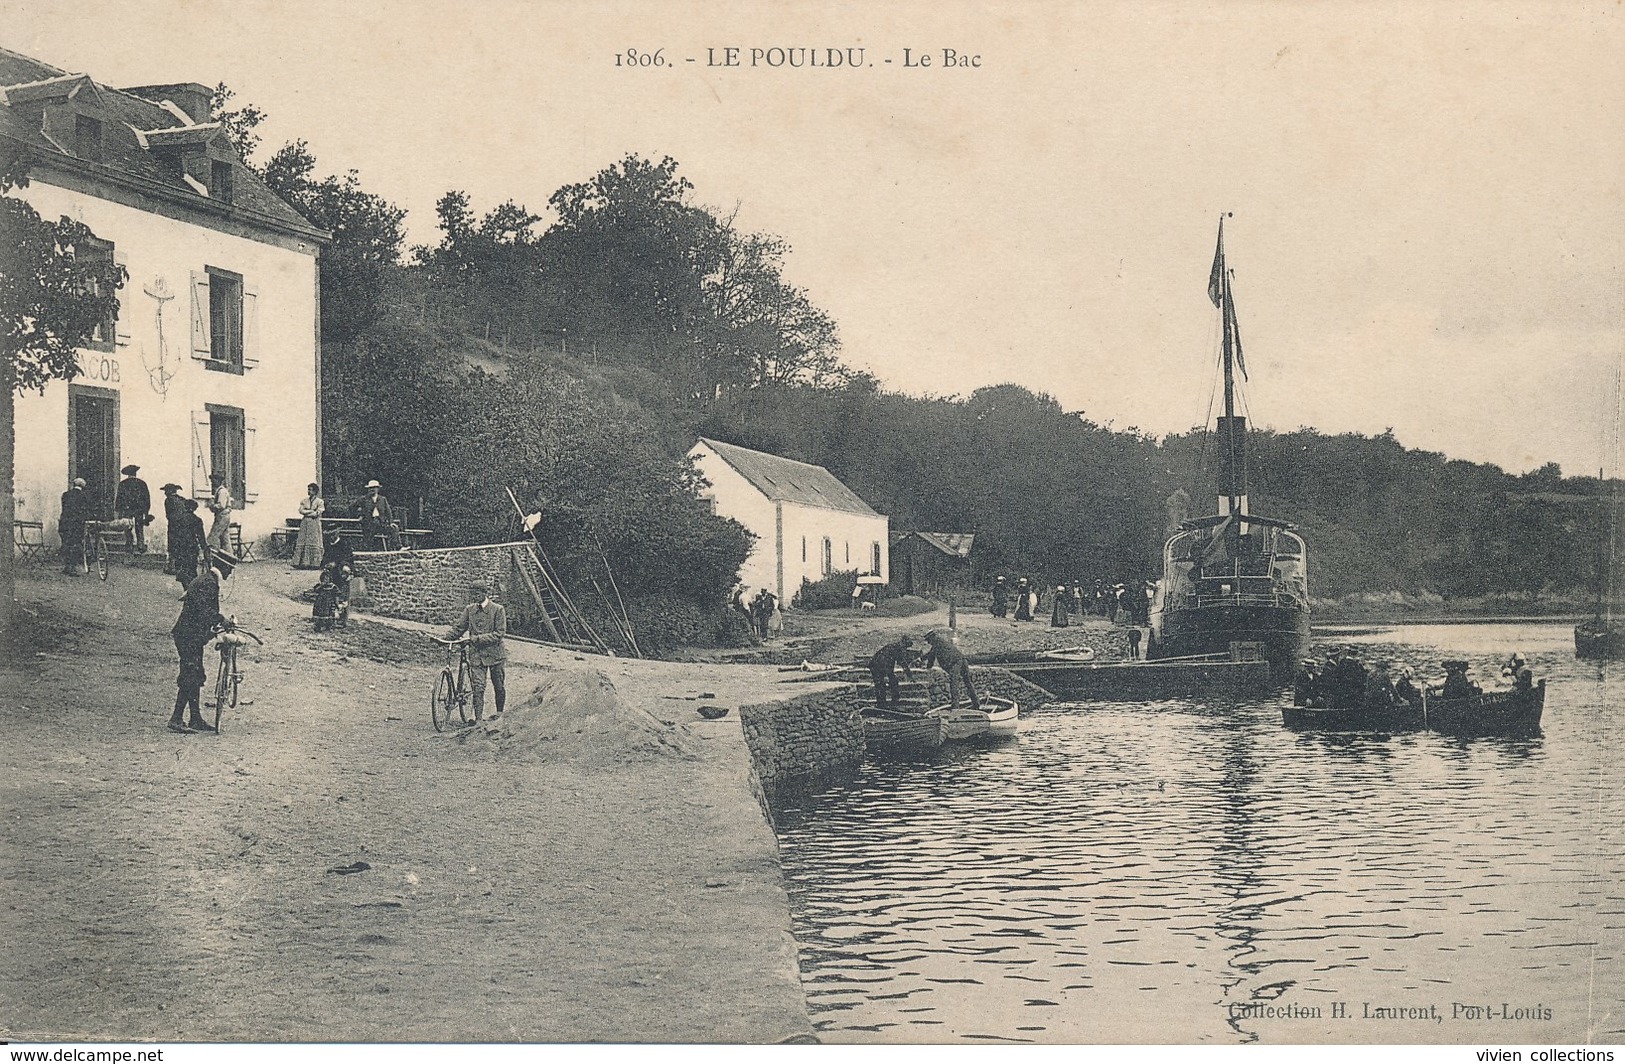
[
  {"left": 228, "top": 522, "right": 256, "bottom": 562},
  {"left": 13, "top": 520, "right": 49, "bottom": 565}
]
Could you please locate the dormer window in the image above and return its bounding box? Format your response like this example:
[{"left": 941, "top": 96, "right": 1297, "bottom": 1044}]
[
  {"left": 74, "top": 115, "right": 103, "bottom": 162},
  {"left": 211, "top": 160, "right": 233, "bottom": 204}
]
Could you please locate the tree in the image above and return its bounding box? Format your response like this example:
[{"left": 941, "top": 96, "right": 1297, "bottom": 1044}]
[
  {"left": 259, "top": 140, "right": 406, "bottom": 343},
  {"left": 705, "top": 226, "right": 842, "bottom": 387},
  {"left": 1, "top": 150, "right": 126, "bottom": 630},
  {"left": 209, "top": 83, "right": 267, "bottom": 163},
  {"left": 540, "top": 155, "right": 724, "bottom": 393}
]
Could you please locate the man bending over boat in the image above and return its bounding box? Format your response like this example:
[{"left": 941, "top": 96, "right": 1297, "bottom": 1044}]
[
  {"left": 923, "top": 629, "right": 981, "bottom": 712},
  {"left": 868, "top": 635, "right": 916, "bottom": 708}
]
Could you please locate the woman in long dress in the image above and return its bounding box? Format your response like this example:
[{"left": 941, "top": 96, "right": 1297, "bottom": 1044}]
[{"left": 293, "top": 482, "right": 325, "bottom": 569}]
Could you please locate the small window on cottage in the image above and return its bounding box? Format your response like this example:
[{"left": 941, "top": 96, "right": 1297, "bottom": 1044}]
[
  {"left": 821, "top": 537, "right": 833, "bottom": 577},
  {"left": 206, "top": 267, "right": 244, "bottom": 367},
  {"left": 871, "top": 541, "right": 882, "bottom": 575},
  {"left": 78, "top": 237, "right": 116, "bottom": 352},
  {"left": 75, "top": 115, "right": 103, "bottom": 163},
  {"left": 211, "top": 160, "right": 234, "bottom": 204}
]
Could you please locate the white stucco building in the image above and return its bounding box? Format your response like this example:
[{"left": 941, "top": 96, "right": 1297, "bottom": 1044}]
[
  {"left": 2, "top": 47, "right": 324, "bottom": 551},
  {"left": 689, "top": 437, "right": 889, "bottom": 604}
]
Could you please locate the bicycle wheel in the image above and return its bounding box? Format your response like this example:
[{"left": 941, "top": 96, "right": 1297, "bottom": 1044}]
[
  {"left": 212, "top": 653, "right": 231, "bottom": 735},
  {"left": 432, "top": 669, "right": 455, "bottom": 733},
  {"left": 95, "top": 535, "right": 109, "bottom": 582},
  {"left": 455, "top": 658, "right": 471, "bottom": 724}
]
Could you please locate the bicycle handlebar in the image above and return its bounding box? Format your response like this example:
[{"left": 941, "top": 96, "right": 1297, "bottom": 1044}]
[
  {"left": 214, "top": 625, "right": 264, "bottom": 646},
  {"left": 430, "top": 636, "right": 472, "bottom": 646}
]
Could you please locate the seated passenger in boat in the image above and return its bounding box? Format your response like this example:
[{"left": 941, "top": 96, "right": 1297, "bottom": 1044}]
[
  {"left": 1362, "top": 661, "right": 1398, "bottom": 710},
  {"left": 1292, "top": 660, "right": 1324, "bottom": 707},
  {"left": 1439, "top": 660, "right": 1480, "bottom": 700},
  {"left": 1394, "top": 666, "right": 1423, "bottom": 707},
  {"left": 1500, "top": 651, "right": 1534, "bottom": 691},
  {"left": 1322, "top": 652, "right": 1366, "bottom": 708}
]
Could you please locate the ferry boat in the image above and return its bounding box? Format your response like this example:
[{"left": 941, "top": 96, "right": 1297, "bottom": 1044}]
[{"left": 1148, "top": 218, "right": 1311, "bottom": 673}]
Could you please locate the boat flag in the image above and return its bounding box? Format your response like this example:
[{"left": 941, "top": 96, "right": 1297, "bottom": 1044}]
[
  {"left": 1208, "top": 217, "right": 1226, "bottom": 308},
  {"left": 1226, "top": 275, "right": 1249, "bottom": 381}
]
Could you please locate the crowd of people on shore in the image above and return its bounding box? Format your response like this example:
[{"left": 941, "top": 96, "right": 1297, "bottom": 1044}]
[{"left": 989, "top": 575, "right": 1149, "bottom": 629}]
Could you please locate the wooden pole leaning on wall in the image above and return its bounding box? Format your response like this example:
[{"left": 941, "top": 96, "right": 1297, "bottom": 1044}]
[
  {"left": 508, "top": 545, "right": 564, "bottom": 642},
  {"left": 502, "top": 487, "right": 613, "bottom": 655}
]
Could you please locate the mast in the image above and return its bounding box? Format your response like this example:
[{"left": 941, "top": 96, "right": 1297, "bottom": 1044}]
[{"left": 1210, "top": 215, "right": 1248, "bottom": 524}]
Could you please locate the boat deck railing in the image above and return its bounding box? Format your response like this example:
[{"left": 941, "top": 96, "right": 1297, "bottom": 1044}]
[{"left": 1188, "top": 591, "right": 1300, "bottom": 609}]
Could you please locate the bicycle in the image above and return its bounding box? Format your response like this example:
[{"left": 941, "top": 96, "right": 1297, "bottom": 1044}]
[
  {"left": 429, "top": 636, "right": 474, "bottom": 732},
  {"left": 208, "top": 622, "right": 263, "bottom": 734},
  {"left": 80, "top": 520, "right": 112, "bottom": 581}
]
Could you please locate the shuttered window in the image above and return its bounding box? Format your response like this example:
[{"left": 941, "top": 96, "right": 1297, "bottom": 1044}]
[{"left": 190, "top": 266, "right": 257, "bottom": 372}]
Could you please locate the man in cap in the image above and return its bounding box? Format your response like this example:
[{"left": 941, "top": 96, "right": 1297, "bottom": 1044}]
[
  {"left": 160, "top": 483, "right": 186, "bottom": 574},
  {"left": 114, "top": 464, "right": 152, "bottom": 554},
  {"left": 356, "top": 479, "right": 400, "bottom": 551},
  {"left": 990, "top": 576, "right": 1008, "bottom": 618},
  {"left": 168, "top": 550, "right": 236, "bottom": 733},
  {"left": 867, "top": 635, "right": 916, "bottom": 708},
  {"left": 444, "top": 579, "right": 507, "bottom": 723},
  {"left": 58, "top": 477, "right": 90, "bottom": 575}
]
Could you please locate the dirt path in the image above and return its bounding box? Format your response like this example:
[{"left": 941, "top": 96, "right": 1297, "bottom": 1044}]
[{"left": 1, "top": 562, "right": 812, "bottom": 1042}]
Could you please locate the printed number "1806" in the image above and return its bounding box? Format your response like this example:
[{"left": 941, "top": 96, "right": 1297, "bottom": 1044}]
[{"left": 615, "top": 49, "right": 666, "bottom": 67}]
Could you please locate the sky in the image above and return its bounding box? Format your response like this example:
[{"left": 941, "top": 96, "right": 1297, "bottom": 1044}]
[{"left": 6, "top": 0, "right": 1622, "bottom": 475}]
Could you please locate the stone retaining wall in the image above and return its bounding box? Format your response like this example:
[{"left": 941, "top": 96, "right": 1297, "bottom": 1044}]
[
  {"left": 738, "top": 690, "right": 866, "bottom": 811},
  {"left": 352, "top": 541, "right": 548, "bottom": 628}
]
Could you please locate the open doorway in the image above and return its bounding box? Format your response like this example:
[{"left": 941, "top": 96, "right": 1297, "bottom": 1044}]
[{"left": 68, "top": 385, "right": 119, "bottom": 520}]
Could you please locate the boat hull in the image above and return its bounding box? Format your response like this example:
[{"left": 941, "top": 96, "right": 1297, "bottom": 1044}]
[
  {"left": 1422, "top": 680, "right": 1545, "bottom": 737},
  {"left": 1149, "top": 601, "right": 1309, "bottom": 673},
  {"left": 1284, "top": 681, "right": 1545, "bottom": 737},
  {"left": 930, "top": 696, "right": 1019, "bottom": 742},
  {"left": 861, "top": 711, "right": 945, "bottom": 755},
  {"left": 1575, "top": 620, "right": 1625, "bottom": 660}
]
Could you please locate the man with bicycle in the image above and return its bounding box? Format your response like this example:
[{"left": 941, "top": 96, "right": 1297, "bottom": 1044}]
[
  {"left": 445, "top": 579, "right": 507, "bottom": 723},
  {"left": 168, "top": 550, "right": 235, "bottom": 733}
]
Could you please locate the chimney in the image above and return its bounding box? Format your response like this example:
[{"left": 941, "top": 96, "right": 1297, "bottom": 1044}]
[{"left": 123, "top": 82, "right": 213, "bottom": 124}]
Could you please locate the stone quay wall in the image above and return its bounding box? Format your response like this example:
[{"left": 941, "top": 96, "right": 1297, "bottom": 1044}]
[
  {"left": 739, "top": 690, "right": 866, "bottom": 811},
  {"left": 352, "top": 541, "right": 549, "bottom": 629}
]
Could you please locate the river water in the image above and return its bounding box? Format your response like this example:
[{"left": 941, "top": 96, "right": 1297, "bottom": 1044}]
[{"left": 773, "top": 621, "right": 1625, "bottom": 1044}]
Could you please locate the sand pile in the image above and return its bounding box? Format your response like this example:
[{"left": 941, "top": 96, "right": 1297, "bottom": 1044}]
[{"left": 462, "top": 669, "right": 697, "bottom": 764}]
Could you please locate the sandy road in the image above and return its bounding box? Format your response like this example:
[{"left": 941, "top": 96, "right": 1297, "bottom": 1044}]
[{"left": 1, "top": 562, "right": 811, "bottom": 1042}]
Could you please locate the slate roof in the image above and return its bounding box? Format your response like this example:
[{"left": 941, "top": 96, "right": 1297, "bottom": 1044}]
[
  {"left": 0, "top": 46, "right": 323, "bottom": 240},
  {"left": 912, "top": 532, "right": 975, "bottom": 558},
  {"left": 696, "top": 438, "right": 881, "bottom": 517}
]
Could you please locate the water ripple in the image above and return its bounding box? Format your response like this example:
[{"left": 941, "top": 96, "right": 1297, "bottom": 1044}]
[{"left": 775, "top": 623, "right": 1625, "bottom": 1043}]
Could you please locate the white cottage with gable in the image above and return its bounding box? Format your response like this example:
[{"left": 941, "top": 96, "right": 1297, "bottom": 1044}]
[
  {"left": 2, "top": 46, "right": 325, "bottom": 551},
  {"left": 689, "top": 438, "right": 889, "bottom": 604}
]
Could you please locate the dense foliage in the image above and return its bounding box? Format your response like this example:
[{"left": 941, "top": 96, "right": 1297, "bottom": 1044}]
[{"left": 214, "top": 72, "right": 1611, "bottom": 630}]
